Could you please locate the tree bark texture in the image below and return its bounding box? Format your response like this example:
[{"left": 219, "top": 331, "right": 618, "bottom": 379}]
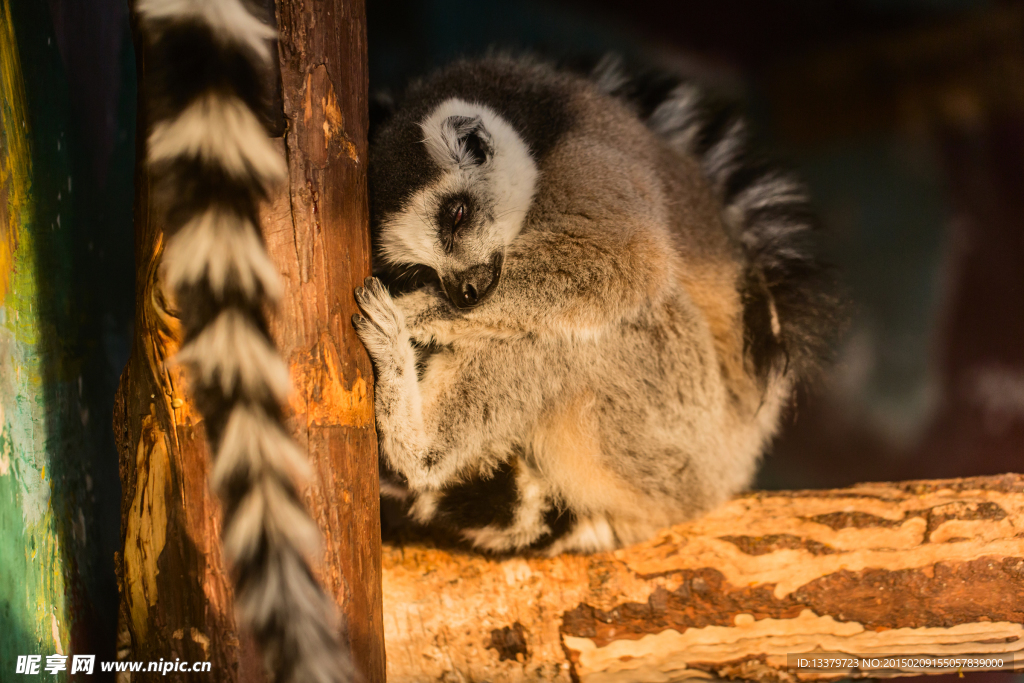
[
  {"left": 382, "top": 474, "right": 1024, "bottom": 682},
  {"left": 113, "top": 0, "right": 384, "bottom": 680}
]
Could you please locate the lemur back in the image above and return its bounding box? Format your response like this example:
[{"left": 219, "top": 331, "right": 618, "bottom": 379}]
[{"left": 358, "top": 55, "right": 840, "bottom": 554}]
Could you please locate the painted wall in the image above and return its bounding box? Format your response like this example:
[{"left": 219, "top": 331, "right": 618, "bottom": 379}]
[{"left": 1, "top": 0, "right": 135, "bottom": 677}]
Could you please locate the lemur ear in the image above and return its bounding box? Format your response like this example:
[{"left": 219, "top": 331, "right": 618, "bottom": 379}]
[{"left": 442, "top": 115, "right": 493, "bottom": 167}]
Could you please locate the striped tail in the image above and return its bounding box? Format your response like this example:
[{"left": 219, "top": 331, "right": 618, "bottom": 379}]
[{"left": 136, "top": 1, "right": 354, "bottom": 681}]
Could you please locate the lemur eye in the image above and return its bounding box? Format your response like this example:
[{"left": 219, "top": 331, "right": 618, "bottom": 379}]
[{"left": 451, "top": 204, "right": 465, "bottom": 228}]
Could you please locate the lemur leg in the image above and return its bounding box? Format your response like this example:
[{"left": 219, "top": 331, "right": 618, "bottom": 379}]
[
  {"left": 354, "top": 277, "right": 534, "bottom": 490},
  {"left": 352, "top": 278, "right": 430, "bottom": 484},
  {"left": 362, "top": 227, "right": 674, "bottom": 346},
  {"left": 356, "top": 282, "right": 649, "bottom": 555}
]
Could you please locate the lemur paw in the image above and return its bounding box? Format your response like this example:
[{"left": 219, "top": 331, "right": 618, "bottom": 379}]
[{"left": 353, "top": 277, "right": 406, "bottom": 366}]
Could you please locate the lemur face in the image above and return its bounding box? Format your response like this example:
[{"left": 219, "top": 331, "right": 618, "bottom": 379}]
[{"left": 375, "top": 99, "right": 538, "bottom": 309}]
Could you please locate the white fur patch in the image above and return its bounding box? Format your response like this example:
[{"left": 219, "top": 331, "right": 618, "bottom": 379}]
[
  {"left": 176, "top": 310, "right": 291, "bottom": 402},
  {"left": 732, "top": 173, "right": 807, "bottom": 214},
  {"left": 223, "top": 478, "right": 319, "bottom": 566},
  {"left": 544, "top": 516, "right": 617, "bottom": 556},
  {"left": 409, "top": 490, "right": 438, "bottom": 524},
  {"left": 376, "top": 98, "right": 538, "bottom": 273},
  {"left": 461, "top": 467, "right": 550, "bottom": 552},
  {"left": 379, "top": 480, "right": 411, "bottom": 501},
  {"left": 148, "top": 93, "right": 286, "bottom": 185},
  {"left": 213, "top": 404, "right": 313, "bottom": 495},
  {"left": 163, "top": 208, "right": 283, "bottom": 300},
  {"left": 376, "top": 192, "right": 445, "bottom": 267},
  {"left": 589, "top": 54, "right": 629, "bottom": 95},
  {"left": 217, "top": 408, "right": 319, "bottom": 568},
  {"left": 422, "top": 114, "right": 492, "bottom": 171},
  {"left": 768, "top": 296, "right": 781, "bottom": 337},
  {"left": 649, "top": 83, "right": 704, "bottom": 152},
  {"left": 215, "top": 407, "right": 321, "bottom": 576},
  {"left": 702, "top": 119, "right": 746, "bottom": 191},
  {"left": 235, "top": 542, "right": 327, "bottom": 634},
  {"left": 136, "top": 0, "right": 276, "bottom": 63}
]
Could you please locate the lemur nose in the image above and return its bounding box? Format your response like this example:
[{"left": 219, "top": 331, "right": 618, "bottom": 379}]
[
  {"left": 460, "top": 281, "right": 480, "bottom": 306},
  {"left": 453, "top": 268, "right": 493, "bottom": 308},
  {"left": 446, "top": 255, "right": 502, "bottom": 309}
]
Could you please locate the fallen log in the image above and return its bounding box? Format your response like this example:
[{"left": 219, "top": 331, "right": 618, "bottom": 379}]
[{"left": 382, "top": 474, "right": 1024, "bottom": 682}]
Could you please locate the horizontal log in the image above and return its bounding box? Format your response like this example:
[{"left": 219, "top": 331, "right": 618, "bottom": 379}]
[{"left": 381, "top": 474, "right": 1024, "bottom": 682}]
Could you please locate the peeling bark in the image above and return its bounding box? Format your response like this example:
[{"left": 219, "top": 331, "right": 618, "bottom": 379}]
[{"left": 382, "top": 474, "right": 1024, "bottom": 682}]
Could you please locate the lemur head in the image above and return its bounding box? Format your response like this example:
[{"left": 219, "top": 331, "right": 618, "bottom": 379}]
[{"left": 369, "top": 98, "right": 538, "bottom": 309}]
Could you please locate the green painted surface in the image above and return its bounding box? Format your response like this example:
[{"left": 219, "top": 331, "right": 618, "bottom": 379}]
[
  {"left": 1, "top": 0, "right": 135, "bottom": 677},
  {"left": 0, "top": 0, "right": 73, "bottom": 669}
]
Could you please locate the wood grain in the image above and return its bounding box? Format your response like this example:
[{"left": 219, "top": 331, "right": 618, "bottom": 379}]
[{"left": 273, "top": 0, "right": 384, "bottom": 678}]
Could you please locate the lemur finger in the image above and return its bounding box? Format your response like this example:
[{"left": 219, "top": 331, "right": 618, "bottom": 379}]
[{"left": 352, "top": 312, "right": 393, "bottom": 358}]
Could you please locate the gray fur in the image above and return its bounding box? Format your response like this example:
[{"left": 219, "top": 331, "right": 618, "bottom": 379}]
[{"left": 359, "top": 56, "right": 839, "bottom": 553}]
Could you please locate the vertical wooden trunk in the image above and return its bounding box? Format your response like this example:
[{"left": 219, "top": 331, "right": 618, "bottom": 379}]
[
  {"left": 272, "top": 0, "right": 385, "bottom": 678},
  {"left": 113, "top": 1, "right": 384, "bottom": 680}
]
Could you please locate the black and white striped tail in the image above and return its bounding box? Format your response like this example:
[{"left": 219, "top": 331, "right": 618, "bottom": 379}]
[
  {"left": 137, "top": 1, "right": 353, "bottom": 681},
  {"left": 592, "top": 56, "right": 842, "bottom": 383}
]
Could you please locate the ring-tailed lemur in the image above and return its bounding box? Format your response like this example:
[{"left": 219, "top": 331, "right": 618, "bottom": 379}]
[
  {"left": 137, "top": 1, "right": 353, "bottom": 682},
  {"left": 356, "top": 55, "right": 840, "bottom": 554}
]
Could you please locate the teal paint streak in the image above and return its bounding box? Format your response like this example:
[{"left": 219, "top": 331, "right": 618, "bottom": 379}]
[
  {"left": 0, "top": 0, "right": 71, "bottom": 673},
  {"left": 1, "top": 0, "right": 135, "bottom": 676}
]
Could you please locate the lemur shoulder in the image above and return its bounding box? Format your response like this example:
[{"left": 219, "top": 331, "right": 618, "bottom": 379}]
[{"left": 357, "top": 55, "right": 840, "bottom": 554}]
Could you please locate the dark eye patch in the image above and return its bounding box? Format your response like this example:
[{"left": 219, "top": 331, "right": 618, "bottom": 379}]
[{"left": 435, "top": 192, "right": 477, "bottom": 251}]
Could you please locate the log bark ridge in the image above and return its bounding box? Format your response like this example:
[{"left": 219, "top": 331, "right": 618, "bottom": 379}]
[{"left": 381, "top": 474, "right": 1024, "bottom": 682}]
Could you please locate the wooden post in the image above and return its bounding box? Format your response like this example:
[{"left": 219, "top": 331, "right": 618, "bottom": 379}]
[
  {"left": 271, "top": 0, "right": 385, "bottom": 679},
  {"left": 113, "top": 0, "right": 384, "bottom": 680},
  {"left": 382, "top": 475, "right": 1024, "bottom": 682}
]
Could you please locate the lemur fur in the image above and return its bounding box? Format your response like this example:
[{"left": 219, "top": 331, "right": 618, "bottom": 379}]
[
  {"left": 137, "top": 1, "right": 353, "bottom": 681},
  {"left": 358, "top": 55, "right": 840, "bottom": 554}
]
